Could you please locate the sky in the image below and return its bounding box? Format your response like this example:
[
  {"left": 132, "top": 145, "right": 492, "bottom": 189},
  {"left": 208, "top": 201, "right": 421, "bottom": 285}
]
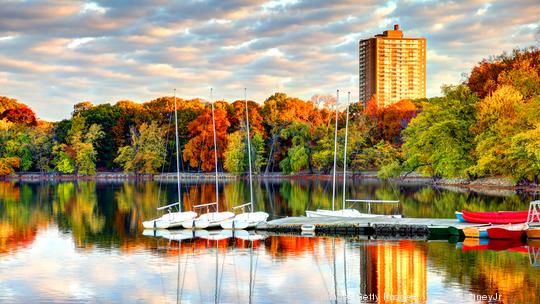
[{"left": 0, "top": 0, "right": 539, "bottom": 121}]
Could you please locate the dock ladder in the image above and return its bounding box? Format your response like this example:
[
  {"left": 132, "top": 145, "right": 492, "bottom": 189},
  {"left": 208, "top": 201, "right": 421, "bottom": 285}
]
[{"left": 527, "top": 200, "right": 540, "bottom": 224}]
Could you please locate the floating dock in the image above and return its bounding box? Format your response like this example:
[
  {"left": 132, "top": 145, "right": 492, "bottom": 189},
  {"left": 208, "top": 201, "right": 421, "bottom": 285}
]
[{"left": 256, "top": 216, "right": 487, "bottom": 238}]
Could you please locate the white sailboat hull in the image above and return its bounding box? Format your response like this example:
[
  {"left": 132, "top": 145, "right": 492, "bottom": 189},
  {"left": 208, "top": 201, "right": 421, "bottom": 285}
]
[
  {"left": 197, "top": 230, "right": 231, "bottom": 241},
  {"left": 220, "top": 212, "right": 269, "bottom": 230},
  {"left": 143, "top": 229, "right": 195, "bottom": 241},
  {"left": 143, "top": 211, "right": 198, "bottom": 229},
  {"left": 222, "top": 229, "right": 268, "bottom": 241},
  {"left": 182, "top": 212, "right": 236, "bottom": 229},
  {"left": 305, "top": 209, "right": 402, "bottom": 219}
]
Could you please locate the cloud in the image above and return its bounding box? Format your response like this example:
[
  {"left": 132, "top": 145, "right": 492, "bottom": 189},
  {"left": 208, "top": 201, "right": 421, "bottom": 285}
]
[{"left": 0, "top": 0, "right": 538, "bottom": 120}]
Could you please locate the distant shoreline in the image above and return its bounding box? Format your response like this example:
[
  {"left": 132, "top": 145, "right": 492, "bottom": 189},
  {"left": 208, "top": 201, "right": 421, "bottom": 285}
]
[{"left": 2, "top": 171, "right": 538, "bottom": 191}]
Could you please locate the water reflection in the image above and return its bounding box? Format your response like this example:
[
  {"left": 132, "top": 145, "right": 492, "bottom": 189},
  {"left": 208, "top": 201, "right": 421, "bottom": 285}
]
[
  {"left": 1, "top": 179, "right": 537, "bottom": 253},
  {"left": 1, "top": 180, "right": 540, "bottom": 303},
  {"left": 1, "top": 226, "right": 540, "bottom": 303}
]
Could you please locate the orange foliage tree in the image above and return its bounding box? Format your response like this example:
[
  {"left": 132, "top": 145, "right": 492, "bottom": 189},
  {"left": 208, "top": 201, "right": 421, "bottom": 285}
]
[
  {"left": 227, "top": 100, "right": 265, "bottom": 136},
  {"left": 183, "top": 107, "right": 230, "bottom": 171},
  {"left": 0, "top": 157, "right": 20, "bottom": 175}
]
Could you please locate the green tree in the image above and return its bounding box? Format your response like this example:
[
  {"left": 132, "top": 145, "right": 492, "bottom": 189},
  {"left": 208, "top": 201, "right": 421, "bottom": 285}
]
[
  {"left": 252, "top": 133, "right": 266, "bottom": 173},
  {"left": 470, "top": 85, "right": 540, "bottom": 181},
  {"left": 223, "top": 131, "right": 246, "bottom": 174},
  {"left": 4, "top": 132, "right": 32, "bottom": 171},
  {"left": 115, "top": 122, "right": 166, "bottom": 174},
  {"left": 53, "top": 143, "right": 75, "bottom": 174},
  {"left": 279, "top": 122, "right": 311, "bottom": 174},
  {"left": 54, "top": 115, "right": 103, "bottom": 174},
  {"left": 76, "top": 103, "right": 121, "bottom": 169},
  {"left": 28, "top": 123, "right": 54, "bottom": 172},
  {"left": 311, "top": 126, "right": 334, "bottom": 173},
  {"left": 401, "top": 85, "right": 478, "bottom": 178}
]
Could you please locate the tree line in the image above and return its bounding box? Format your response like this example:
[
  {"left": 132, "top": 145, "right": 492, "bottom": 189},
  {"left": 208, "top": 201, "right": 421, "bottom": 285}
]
[{"left": 0, "top": 47, "right": 538, "bottom": 183}]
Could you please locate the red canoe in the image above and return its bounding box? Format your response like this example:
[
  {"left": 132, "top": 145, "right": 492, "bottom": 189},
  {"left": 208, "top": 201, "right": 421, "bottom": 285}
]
[
  {"left": 486, "top": 224, "right": 527, "bottom": 240},
  {"left": 461, "top": 210, "right": 529, "bottom": 224}
]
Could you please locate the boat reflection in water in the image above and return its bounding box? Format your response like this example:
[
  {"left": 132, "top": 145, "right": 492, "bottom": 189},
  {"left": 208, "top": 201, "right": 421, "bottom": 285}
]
[{"left": 142, "top": 232, "right": 430, "bottom": 303}]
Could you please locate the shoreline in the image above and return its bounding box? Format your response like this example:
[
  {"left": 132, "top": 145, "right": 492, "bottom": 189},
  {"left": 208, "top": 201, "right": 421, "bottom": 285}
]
[{"left": 2, "top": 171, "right": 539, "bottom": 192}]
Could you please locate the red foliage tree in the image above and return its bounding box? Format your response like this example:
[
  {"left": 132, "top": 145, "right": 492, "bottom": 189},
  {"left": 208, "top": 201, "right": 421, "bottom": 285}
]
[
  {"left": 381, "top": 99, "right": 418, "bottom": 144},
  {"left": 1, "top": 106, "right": 37, "bottom": 126},
  {"left": 363, "top": 97, "right": 417, "bottom": 144},
  {"left": 467, "top": 47, "right": 540, "bottom": 98}
]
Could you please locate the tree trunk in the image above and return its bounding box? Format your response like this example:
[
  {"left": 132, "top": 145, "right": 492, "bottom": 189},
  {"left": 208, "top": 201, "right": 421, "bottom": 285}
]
[{"left": 265, "top": 133, "right": 278, "bottom": 174}]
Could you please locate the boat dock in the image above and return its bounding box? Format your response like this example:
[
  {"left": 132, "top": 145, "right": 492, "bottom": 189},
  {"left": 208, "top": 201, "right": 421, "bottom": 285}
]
[{"left": 255, "top": 216, "right": 487, "bottom": 238}]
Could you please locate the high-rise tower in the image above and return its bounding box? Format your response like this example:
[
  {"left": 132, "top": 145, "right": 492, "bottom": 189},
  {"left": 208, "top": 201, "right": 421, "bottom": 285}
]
[{"left": 359, "top": 24, "right": 426, "bottom": 107}]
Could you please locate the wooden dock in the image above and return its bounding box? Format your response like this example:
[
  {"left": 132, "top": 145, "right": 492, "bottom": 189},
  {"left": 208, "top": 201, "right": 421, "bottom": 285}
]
[{"left": 255, "top": 216, "right": 487, "bottom": 238}]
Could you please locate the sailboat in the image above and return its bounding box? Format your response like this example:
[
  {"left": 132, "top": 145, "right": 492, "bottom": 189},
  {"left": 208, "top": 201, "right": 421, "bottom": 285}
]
[
  {"left": 143, "top": 89, "right": 197, "bottom": 229},
  {"left": 182, "top": 88, "right": 235, "bottom": 229},
  {"left": 306, "top": 91, "right": 401, "bottom": 218},
  {"left": 306, "top": 90, "right": 359, "bottom": 218},
  {"left": 221, "top": 89, "right": 269, "bottom": 229}
]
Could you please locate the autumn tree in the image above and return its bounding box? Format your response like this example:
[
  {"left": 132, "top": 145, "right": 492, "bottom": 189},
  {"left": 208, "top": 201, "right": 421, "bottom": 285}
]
[
  {"left": 227, "top": 100, "right": 264, "bottom": 136},
  {"left": 363, "top": 97, "right": 417, "bottom": 144},
  {"left": 183, "top": 106, "right": 230, "bottom": 172},
  {"left": 467, "top": 47, "right": 540, "bottom": 99},
  {"left": 0, "top": 157, "right": 19, "bottom": 175},
  {"left": 0, "top": 106, "right": 37, "bottom": 126}
]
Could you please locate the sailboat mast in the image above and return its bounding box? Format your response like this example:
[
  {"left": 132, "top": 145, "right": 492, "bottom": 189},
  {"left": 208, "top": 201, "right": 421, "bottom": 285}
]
[
  {"left": 331, "top": 90, "right": 339, "bottom": 211},
  {"left": 211, "top": 88, "right": 219, "bottom": 209},
  {"left": 342, "top": 92, "right": 350, "bottom": 211},
  {"left": 244, "top": 88, "right": 254, "bottom": 209},
  {"left": 174, "top": 89, "right": 182, "bottom": 211}
]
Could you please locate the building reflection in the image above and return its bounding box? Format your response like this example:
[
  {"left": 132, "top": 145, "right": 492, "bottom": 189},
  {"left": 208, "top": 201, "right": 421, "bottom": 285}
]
[{"left": 364, "top": 240, "right": 427, "bottom": 303}]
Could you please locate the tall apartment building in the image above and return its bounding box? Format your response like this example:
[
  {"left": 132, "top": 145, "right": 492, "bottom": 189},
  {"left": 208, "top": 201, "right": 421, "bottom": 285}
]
[{"left": 359, "top": 24, "right": 426, "bottom": 107}]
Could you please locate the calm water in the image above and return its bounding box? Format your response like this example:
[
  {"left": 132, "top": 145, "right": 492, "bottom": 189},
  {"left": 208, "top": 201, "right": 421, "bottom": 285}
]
[{"left": 0, "top": 179, "right": 539, "bottom": 303}]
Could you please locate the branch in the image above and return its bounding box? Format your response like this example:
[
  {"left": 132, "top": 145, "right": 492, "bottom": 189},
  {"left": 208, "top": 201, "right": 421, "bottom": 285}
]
[{"left": 401, "top": 162, "right": 431, "bottom": 179}]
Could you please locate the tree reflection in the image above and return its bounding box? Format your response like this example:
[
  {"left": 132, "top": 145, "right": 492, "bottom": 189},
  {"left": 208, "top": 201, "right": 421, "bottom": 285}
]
[{"left": 428, "top": 241, "right": 540, "bottom": 303}]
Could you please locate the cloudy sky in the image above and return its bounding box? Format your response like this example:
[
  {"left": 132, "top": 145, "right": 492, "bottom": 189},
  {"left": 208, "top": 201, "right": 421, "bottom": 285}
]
[{"left": 0, "top": 0, "right": 539, "bottom": 121}]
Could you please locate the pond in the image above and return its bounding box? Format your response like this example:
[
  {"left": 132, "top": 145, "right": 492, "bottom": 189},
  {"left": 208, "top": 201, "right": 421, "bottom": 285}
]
[{"left": 0, "top": 179, "right": 539, "bottom": 303}]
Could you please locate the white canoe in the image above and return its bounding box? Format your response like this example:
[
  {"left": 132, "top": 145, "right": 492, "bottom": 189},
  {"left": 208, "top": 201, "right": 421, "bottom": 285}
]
[
  {"left": 306, "top": 209, "right": 402, "bottom": 219},
  {"left": 220, "top": 212, "right": 269, "bottom": 230},
  {"left": 182, "top": 212, "right": 235, "bottom": 229},
  {"left": 143, "top": 211, "right": 198, "bottom": 229}
]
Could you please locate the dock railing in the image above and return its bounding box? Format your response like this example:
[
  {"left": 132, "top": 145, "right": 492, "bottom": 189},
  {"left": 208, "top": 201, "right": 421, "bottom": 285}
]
[
  {"left": 232, "top": 202, "right": 252, "bottom": 212},
  {"left": 157, "top": 201, "right": 181, "bottom": 213},
  {"left": 193, "top": 202, "right": 218, "bottom": 214},
  {"left": 346, "top": 199, "right": 399, "bottom": 214}
]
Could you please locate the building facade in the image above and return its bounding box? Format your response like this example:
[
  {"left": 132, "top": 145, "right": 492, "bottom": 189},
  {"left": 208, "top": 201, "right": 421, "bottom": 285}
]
[{"left": 359, "top": 24, "right": 426, "bottom": 108}]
